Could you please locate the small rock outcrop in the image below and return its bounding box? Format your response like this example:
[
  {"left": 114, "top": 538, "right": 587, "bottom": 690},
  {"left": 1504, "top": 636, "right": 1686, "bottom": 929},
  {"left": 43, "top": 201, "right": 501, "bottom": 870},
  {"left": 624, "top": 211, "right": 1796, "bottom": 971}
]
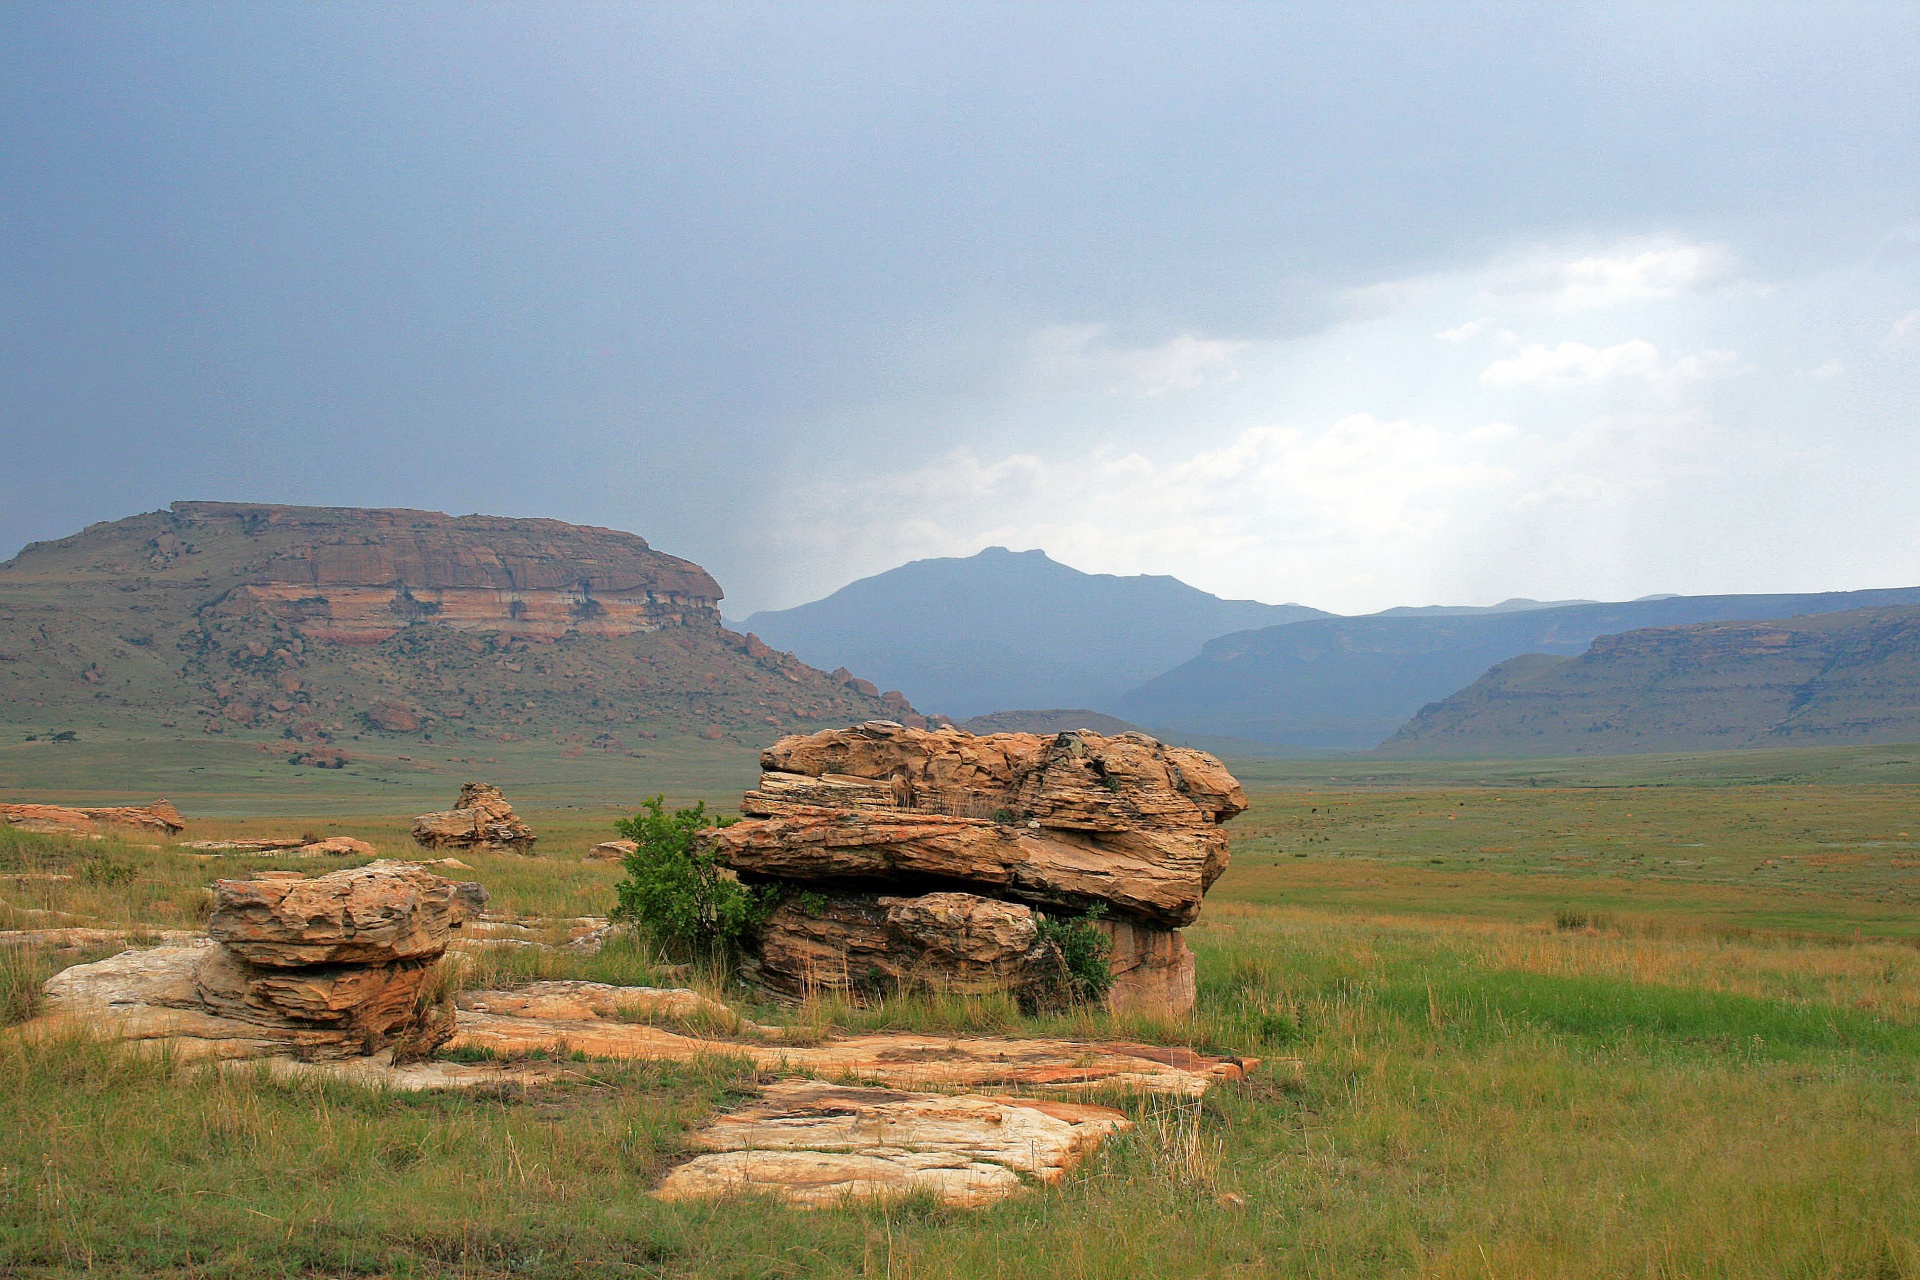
[
  {"left": 709, "top": 722, "right": 1246, "bottom": 1017},
  {"left": 0, "top": 800, "right": 186, "bottom": 837},
  {"left": 586, "top": 839, "right": 637, "bottom": 862},
  {"left": 36, "top": 860, "right": 483, "bottom": 1060},
  {"left": 410, "top": 784, "right": 536, "bottom": 853}
]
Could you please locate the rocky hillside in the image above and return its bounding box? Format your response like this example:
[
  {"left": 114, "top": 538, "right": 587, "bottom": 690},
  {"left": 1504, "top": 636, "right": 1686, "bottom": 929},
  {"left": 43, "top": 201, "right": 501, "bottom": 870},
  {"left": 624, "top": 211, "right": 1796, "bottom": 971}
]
[
  {"left": 741, "top": 546, "right": 1326, "bottom": 718},
  {"left": 1379, "top": 605, "right": 1920, "bottom": 756},
  {"left": 1115, "top": 587, "right": 1920, "bottom": 751},
  {"left": 0, "top": 502, "right": 910, "bottom": 753}
]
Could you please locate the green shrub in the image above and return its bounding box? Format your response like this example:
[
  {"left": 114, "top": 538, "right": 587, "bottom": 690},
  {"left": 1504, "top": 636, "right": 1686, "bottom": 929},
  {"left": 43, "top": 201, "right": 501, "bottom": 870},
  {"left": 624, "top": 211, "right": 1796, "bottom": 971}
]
[
  {"left": 1034, "top": 904, "right": 1114, "bottom": 1007},
  {"left": 610, "top": 797, "right": 775, "bottom": 961}
]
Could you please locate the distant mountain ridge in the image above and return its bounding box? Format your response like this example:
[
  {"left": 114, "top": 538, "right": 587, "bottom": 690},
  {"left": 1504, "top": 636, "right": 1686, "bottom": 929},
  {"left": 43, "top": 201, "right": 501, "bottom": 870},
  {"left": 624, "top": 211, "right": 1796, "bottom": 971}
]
[
  {"left": 1114, "top": 586, "right": 1920, "bottom": 751},
  {"left": 1379, "top": 605, "right": 1920, "bottom": 755},
  {"left": 741, "top": 547, "right": 1326, "bottom": 718}
]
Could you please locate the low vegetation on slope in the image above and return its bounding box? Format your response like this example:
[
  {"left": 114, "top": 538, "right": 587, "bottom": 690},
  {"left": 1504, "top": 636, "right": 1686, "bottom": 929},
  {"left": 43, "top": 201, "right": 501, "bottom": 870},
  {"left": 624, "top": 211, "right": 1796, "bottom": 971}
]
[
  {"left": 0, "top": 503, "right": 907, "bottom": 762},
  {"left": 1383, "top": 604, "right": 1920, "bottom": 756}
]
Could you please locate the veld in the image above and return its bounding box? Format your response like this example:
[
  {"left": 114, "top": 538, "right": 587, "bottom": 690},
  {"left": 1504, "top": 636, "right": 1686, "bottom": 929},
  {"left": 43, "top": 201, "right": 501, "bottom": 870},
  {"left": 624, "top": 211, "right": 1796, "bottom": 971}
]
[{"left": 2, "top": 758, "right": 1918, "bottom": 1277}]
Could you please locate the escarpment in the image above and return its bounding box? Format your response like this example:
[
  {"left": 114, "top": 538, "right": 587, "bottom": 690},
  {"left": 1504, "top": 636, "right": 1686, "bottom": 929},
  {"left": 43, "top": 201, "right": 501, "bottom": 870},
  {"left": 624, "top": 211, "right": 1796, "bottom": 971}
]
[
  {"left": 175, "top": 501, "right": 723, "bottom": 644},
  {"left": 0, "top": 502, "right": 919, "bottom": 746}
]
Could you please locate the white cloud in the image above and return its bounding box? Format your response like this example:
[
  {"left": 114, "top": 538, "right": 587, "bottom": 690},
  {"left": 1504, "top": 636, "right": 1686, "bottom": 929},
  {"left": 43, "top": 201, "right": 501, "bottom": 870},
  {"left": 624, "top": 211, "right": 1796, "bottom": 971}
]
[
  {"left": 1483, "top": 241, "right": 1743, "bottom": 312},
  {"left": 1481, "top": 340, "right": 1662, "bottom": 388},
  {"left": 1436, "top": 319, "right": 1488, "bottom": 342},
  {"left": 1807, "top": 359, "right": 1845, "bottom": 380},
  {"left": 1892, "top": 309, "right": 1920, "bottom": 341},
  {"left": 1480, "top": 340, "right": 1742, "bottom": 389},
  {"left": 1026, "top": 325, "right": 1248, "bottom": 396}
]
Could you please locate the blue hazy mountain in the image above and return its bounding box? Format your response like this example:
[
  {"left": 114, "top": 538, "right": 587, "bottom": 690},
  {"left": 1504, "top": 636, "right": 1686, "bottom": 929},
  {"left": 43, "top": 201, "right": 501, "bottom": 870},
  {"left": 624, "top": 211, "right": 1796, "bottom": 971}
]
[
  {"left": 1114, "top": 587, "right": 1920, "bottom": 752},
  {"left": 1378, "top": 604, "right": 1920, "bottom": 756},
  {"left": 740, "top": 547, "right": 1327, "bottom": 718}
]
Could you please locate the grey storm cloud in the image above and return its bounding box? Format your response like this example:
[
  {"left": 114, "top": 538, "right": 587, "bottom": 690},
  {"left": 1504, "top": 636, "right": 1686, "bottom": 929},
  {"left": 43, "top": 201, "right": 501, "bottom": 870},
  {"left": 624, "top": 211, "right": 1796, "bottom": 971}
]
[{"left": 3, "top": 4, "right": 1918, "bottom": 613}]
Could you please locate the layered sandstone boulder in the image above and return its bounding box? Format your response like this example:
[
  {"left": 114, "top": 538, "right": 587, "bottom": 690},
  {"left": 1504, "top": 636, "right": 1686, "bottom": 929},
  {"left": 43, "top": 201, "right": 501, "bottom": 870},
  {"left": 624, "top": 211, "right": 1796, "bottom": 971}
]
[
  {"left": 710, "top": 723, "right": 1245, "bottom": 1016},
  {"left": 410, "top": 783, "right": 536, "bottom": 853},
  {"left": 34, "top": 860, "right": 481, "bottom": 1060}
]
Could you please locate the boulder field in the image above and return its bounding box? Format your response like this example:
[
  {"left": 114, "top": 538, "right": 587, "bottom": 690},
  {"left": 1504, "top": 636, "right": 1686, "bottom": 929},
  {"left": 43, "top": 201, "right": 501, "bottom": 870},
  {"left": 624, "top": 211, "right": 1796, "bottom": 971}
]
[{"left": 710, "top": 721, "right": 1247, "bottom": 1016}]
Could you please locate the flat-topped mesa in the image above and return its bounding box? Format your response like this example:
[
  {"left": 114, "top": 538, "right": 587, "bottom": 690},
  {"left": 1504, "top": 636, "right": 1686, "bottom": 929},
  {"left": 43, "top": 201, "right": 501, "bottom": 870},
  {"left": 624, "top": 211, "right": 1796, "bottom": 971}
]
[
  {"left": 714, "top": 724, "right": 1245, "bottom": 929},
  {"left": 176, "top": 501, "right": 723, "bottom": 644}
]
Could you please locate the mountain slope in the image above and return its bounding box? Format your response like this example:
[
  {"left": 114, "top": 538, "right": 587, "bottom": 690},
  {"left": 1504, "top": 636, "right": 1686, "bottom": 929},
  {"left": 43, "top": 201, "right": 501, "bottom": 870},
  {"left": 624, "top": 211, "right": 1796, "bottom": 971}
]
[
  {"left": 1379, "top": 605, "right": 1920, "bottom": 755},
  {"left": 1114, "top": 587, "right": 1920, "bottom": 751},
  {"left": 0, "top": 502, "right": 906, "bottom": 755},
  {"left": 741, "top": 547, "right": 1326, "bottom": 717}
]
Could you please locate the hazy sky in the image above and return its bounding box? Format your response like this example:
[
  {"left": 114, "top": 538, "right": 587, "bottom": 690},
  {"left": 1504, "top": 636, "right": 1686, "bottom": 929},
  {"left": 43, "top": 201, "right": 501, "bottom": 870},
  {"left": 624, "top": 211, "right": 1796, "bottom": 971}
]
[{"left": 4, "top": 4, "right": 1917, "bottom": 615}]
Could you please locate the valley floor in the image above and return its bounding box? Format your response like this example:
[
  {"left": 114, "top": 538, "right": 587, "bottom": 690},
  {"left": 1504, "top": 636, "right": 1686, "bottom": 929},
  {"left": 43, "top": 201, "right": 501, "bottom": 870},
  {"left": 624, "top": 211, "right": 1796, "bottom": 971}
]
[{"left": 3, "top": 752, "right": 1918, "bottom": 1277}]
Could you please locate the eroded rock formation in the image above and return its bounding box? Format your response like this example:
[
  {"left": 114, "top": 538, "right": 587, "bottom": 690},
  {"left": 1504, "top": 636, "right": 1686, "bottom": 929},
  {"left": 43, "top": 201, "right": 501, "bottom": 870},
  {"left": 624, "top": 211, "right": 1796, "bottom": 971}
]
[
  {"left": 411, "top": 783, "right": 536, "bottom": 853},
  {"left": 179, "top": 501, "right": 724, "bottom": 645},
  {"left": 33, "top": 860, "right": 480, "bottom": 1060},
  {"left": 710, "top": 722, "right": 1246, "bottom": 1016}
]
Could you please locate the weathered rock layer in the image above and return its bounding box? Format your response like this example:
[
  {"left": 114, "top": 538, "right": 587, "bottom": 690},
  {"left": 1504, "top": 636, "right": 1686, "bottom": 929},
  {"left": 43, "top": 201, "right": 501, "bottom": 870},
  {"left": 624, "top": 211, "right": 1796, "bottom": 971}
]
[
  {"left": 34, "top": 860, "right": 479, "bottom": 1060},
  {"left": 411, "top": 783, "right": 536, "bottom": 853},
  {"left": 712, "top": 723, "right": 1245, "bottom": 1016}
]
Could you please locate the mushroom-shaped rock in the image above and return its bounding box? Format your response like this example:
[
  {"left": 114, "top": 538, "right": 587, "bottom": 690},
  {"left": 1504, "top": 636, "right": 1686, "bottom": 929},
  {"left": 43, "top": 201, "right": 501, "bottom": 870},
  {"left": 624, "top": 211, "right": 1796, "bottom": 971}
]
[{"left": 207, "top": 859, "right": 458, "bottom": 967}]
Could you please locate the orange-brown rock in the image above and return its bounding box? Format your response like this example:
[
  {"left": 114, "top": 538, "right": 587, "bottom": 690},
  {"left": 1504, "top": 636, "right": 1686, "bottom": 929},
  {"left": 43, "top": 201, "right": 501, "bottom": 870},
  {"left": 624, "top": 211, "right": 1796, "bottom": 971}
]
[
  {"left": 748, "top": 891, "right": 1051, "bottom": 1000},
  {"left": 448, "top": 983, "right": 1257, "bottom": 1094},
  {"left": 410, "top": 783, "right": 536, "bottom": 853},
  {"left": 365, "top": 700, "right": 421, "bottom": 732},
  {"left": 180, "top": 501, "right": 724, "bottom": 645},
  {"left": 714, "top": 724, "right": 1243, "bottom": 1016},
  {"left": 0, "top": 799, "right": 185, "bottom": 837},
  {"left": 586, "top": 839, "right": 636, "bottom": 861},
  {"left": 757, "top": 723, "right": 1246, "bottom": 827},
  {"left": 207, "top": 859, "right": 458, "bottom": 967},
  {"left": 719, "top": 725, "right": 1241, "bottom": 927},
  {"left": 193, "top": 946, "right": 449, "bottom": 1055},
  {"left": 713, "top": 807, "right": 1217, "bottom": 928},
  {"left": 1099, "top": 915, "right": 1196, "bottom": 1018}
]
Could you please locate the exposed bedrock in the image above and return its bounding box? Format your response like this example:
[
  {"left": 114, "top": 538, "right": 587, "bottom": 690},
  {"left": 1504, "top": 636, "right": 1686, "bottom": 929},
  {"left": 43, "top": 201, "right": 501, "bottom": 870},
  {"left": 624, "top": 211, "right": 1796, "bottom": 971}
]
[{"left": 713, "top": 723, "right": 1244, "bottom": 1016}]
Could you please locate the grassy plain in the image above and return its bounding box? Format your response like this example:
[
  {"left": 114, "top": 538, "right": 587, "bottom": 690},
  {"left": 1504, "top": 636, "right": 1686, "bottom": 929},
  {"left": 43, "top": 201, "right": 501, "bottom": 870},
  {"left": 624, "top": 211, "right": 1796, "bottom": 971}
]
[{"left": 3, "top": 744, "right": 1920, "bottom": 1277}]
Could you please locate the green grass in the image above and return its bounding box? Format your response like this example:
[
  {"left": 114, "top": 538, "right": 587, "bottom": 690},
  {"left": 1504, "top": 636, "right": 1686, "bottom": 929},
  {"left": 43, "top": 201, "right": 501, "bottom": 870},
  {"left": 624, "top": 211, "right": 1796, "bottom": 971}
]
[{"left": 5, "top": 757, "right": 1920, "bottom": 1275}]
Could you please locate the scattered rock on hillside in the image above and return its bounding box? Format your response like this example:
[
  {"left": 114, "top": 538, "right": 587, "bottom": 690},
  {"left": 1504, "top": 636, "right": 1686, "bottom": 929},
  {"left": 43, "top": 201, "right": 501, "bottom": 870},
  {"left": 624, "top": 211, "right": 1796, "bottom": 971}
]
[
  {"left": 0, "top": 800, "right": 186, "bottom": 837},
  {"left": 653, "top": 1080, "right": 1131, "bottom": 1208},
  {"left": 365, "top": 700, "right": 422, "bottom": 732},
  {"left": 410, "top": 783, "right": 536, "bottom": 853}
]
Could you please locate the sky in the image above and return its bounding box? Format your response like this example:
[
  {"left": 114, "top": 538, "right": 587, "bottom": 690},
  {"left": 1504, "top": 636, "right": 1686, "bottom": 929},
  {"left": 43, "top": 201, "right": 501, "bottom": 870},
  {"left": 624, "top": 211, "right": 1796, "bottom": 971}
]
[{"left": 3, "top": 3, "right": 1917, "bottom": 617}]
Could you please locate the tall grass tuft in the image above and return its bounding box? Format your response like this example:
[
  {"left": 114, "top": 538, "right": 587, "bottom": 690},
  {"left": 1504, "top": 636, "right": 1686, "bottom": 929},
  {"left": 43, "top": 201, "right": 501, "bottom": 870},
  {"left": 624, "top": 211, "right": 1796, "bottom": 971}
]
[{"left": 0, "top": 944, "right": 56, "bottom": 1026}]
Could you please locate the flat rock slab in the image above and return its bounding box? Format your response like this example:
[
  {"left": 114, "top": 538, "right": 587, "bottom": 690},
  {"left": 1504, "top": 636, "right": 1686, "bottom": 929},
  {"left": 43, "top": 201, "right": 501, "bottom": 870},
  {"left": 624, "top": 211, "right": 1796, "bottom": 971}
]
[
  {"left": 653, "top": 1080, "right": 1131, "bottom": 1208},
  {"left": 451, "top": 982, "right": 1254, "bottom": 1095}
]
